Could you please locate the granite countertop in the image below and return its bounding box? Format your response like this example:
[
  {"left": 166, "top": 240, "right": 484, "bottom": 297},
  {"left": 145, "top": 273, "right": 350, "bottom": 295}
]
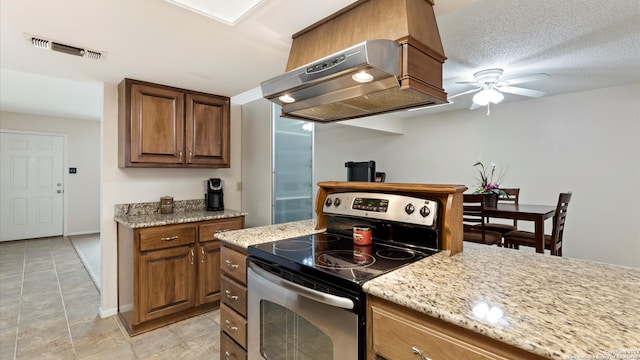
[
  {"left": 114, "top": 208, "right": 247, "bottom": 228},
  {"left": 214, "top": 219, "right": 322, "bottom": 248},
  {"left": 216, "top": 220, "right": 640, "bottom": 359},
  {"left": 363, "top": 242, "right": 640, "bottom": 360}
]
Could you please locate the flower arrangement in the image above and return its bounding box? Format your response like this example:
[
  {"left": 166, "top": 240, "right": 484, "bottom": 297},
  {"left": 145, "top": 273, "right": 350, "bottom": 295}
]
[{"left": 472, "top": 161, "right": 508, "bottom": 197}]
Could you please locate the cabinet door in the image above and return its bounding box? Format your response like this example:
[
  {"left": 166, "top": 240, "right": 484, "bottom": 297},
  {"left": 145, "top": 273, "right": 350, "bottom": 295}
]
[
  {"left": 185, "top": 93, "right": 230, "bottom": 167},
  {"left": 138, "top": 246, "right": 196, "bottom": 323},
  {"left": 198, "top": 241, "right": 221, "bottom": 305},
  {"left": 129, "top": 83, "right": 184, "bottom": 165}
]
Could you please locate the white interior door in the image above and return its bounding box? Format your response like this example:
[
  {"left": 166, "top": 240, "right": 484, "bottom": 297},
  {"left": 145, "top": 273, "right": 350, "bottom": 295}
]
[{"left": 0, "top": 131, "right": 64, "bottom": 241}]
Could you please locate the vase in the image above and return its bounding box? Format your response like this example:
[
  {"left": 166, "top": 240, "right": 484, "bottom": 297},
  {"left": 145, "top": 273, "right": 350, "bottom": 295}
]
[{"left": 483, "top": 193, "right": 498, "bottom": 208}]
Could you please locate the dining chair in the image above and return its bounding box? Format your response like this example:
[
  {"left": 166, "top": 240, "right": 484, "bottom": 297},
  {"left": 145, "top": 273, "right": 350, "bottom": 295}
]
[
  {"left": 503, "top": 192, "right": 572, "bottom": 256},
  {"left": 480, "top": 188, "right": 520, "bottom": 234},
  {"left": 463, "top": 194, "right": 503, "bottom": 246}
]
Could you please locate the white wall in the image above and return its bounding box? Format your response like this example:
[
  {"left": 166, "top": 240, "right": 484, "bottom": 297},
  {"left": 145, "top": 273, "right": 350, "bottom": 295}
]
[
  {"left": 0, "top": 111, "right": 101, "bottom": 235},
  {"left": 99, "top": 83, "right": 243, "bottom": 316},
  {"left": 315, "top": 83, "right": 640, "bottom": 268}
]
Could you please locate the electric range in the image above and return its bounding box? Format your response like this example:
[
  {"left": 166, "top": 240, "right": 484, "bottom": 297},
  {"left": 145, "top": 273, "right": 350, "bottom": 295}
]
[{"left": 246, "top": 191, "right": 442, "bottom": 360}]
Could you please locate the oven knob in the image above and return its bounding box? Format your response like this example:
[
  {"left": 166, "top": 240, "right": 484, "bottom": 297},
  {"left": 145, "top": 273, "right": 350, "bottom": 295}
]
[
  {"left": 334, "top": 198, "right": 341, "bottom": 206},
  {"left": 404, "top": 204, "right": 415, "bottom": 214},
  {"left": 420, "top": 206, "right": 431, "bottom": 217},
  {"left": 325, "top": 198, "right": 333, "bottom": 207}
]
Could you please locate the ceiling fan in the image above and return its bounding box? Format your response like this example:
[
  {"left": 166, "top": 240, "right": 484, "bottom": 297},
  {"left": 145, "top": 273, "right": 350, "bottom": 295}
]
[{"left": 449, "top": 68, "right": 549, "bottom": 114}]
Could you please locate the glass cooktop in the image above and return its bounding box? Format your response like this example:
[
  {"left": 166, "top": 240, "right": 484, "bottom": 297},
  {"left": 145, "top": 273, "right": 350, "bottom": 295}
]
[{"left": 248, "top": 232, "right": 437, "bottom": 288}]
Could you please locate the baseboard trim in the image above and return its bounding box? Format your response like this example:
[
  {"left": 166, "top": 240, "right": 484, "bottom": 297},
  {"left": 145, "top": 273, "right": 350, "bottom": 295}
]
[
  {"left": 66, "top": 230, "right": 100, "bottom": 237},
  {"left": 99, "top": 306, "right": 118, "bottom": 318}
]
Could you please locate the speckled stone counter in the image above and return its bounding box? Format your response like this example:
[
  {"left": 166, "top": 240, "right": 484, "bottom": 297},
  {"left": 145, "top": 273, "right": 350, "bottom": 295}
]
[
  {"left": 213, "top": 220, "right": 640, "bottom": 359},
  {"left": 113, "top": 199, "right": 246, "bottom": 228},
  {"left": 214, "top": 219, "right": 322, "bottom": 248},
  {"left": 363, "top": 242, "right": 640, "bottom": 360}
]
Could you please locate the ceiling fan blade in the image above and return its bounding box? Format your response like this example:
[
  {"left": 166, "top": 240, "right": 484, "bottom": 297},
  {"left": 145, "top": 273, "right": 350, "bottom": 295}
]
[
  {"left": 500, "top": 73, "right": 550, "bottom": 86},
  {"left": 455, "top": 80, "right": 479, "bottom": 84},
  {"left": 448, "top": 87, "right": 482, "bottom": 99},
  {"left": 498, "top": 86, "right": 546, "bottom": 98},
  {"left": 470, "top": 102, "right": 482, "bottom": 110}
]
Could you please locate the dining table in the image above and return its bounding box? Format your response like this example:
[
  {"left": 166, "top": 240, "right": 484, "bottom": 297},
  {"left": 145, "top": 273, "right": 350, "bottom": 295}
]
[{"left": 483, "top": 203, "right": 557, "bottom": 253}]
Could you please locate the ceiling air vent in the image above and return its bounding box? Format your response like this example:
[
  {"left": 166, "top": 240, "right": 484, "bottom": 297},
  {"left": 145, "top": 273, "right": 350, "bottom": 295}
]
[{"left": 25, "top": 33, "right": 107, "bottom": 60}]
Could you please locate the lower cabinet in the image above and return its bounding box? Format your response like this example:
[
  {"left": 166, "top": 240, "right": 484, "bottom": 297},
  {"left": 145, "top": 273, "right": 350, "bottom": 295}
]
[
  {"left": 139, "top": 245, "right": 197, "bottom": 323},
  {"left": 117, "top": 216, "right": 244, "bottom": 335},
  {"left": 219, "top": 243, "right": 248, "bottom": 359},
  {"left": 368, "top": 295, "right": 545, "bottom": 360},
  {"left": 198, "top": 241, "right": 221, "bottom": 305}
]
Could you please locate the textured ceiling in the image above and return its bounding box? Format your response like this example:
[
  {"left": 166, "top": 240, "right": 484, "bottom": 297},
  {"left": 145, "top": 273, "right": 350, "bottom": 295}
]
[{"left": 0, "top": 0, "right": 639, "bottom": 121}]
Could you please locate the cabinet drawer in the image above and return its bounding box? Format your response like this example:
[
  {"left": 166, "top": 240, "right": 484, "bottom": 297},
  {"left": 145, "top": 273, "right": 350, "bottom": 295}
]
[
  {"left": 220, "top": 304, "right": 247, "bottom": 348},
  {"left": 221, "top": 274, "right": 247, "bottom": 316},
  {"left": 138, "top": 224, "right": 196, "bottom": 251},
  {"left": 371, "top": 304, "right": 510, "bottom": 360},
  {"left": 220, "top": 246, "right": 247, "bottom": 284},
  {"left": 199, "top": 217, "right": 244, "bottom": 242},
  {"left": 221, "top": 332, "right": 247, "bottom": 360}
]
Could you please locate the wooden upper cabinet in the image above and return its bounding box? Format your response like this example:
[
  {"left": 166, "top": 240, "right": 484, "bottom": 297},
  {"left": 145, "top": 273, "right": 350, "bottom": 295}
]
[
  {"left": 185, "top": 93, "right": 230, "bottom": 167},
  {"left": 118, "top": 78, "right": 230, "bottom": 168}
]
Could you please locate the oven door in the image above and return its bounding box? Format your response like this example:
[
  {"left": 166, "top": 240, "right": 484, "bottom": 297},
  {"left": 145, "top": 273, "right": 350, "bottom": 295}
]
[{"left": 247, "top": 261, "right": 360, "bottom": 360}]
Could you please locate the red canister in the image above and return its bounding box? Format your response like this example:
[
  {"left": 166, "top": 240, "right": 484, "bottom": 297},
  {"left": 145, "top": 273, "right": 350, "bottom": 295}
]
[{"left": 353, "top": 226, "right": 372, "bottom": 245}]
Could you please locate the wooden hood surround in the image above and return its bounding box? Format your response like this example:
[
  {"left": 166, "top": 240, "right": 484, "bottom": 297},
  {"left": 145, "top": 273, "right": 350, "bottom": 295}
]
[
  {"left": 284, "top": 0, "right": 448, "bottom": 119},
  {"left": 315, "top": 182, "right": 467, "bottom": 256}
]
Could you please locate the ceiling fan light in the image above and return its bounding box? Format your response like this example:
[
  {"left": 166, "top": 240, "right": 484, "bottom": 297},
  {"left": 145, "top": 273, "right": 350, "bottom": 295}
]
[
  {"left": 472, "top": 89, "right": 503, "bottom": 106},
  {"left": 487, "top": 89, "right": 504, "bottom": 104},
  {"left": 472, "top": 90, "right": 490, "bottom": 106}
]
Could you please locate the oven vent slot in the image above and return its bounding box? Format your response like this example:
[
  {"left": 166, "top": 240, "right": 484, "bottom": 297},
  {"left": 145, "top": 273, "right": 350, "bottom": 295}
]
[{"left": 24, "top": 33, "right": 107, "bottom": 60}]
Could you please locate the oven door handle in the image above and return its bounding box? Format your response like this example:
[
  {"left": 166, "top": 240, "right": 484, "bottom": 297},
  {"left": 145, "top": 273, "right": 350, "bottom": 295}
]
[{"left": 249, "top": 262, "right": 354, "bottom": 310}]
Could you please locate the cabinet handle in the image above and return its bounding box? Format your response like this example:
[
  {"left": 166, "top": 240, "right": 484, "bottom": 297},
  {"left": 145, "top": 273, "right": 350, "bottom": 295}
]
[
  {"left": 225, "top": 290, "right": 238, "bottom": 300},
  {"left": 225, "top": 260, "right": 239, "bottom": 269},
  {"left": 224, "top": 319, "right": 238, "bottom": 332},
  {"left": 179, "top": 150, "right": 183, "bottom": 160},
  {"left": 191, "top": 249, "right": 195, "bottom": 265},
  {"left": 160, "top": 235, "right": 179, "bottom": 241},
  {"left": 215, "top": 228, "right": 230, "bottom": 234},
  {"left": 201, "top": 247, "right": 205, "bottom": 263},
  {"left": 224, "top": 350, "right": 234, "bottom": 360},
  {"left": 189, "top": 151, "right": 192, "bottom": 162},
  {"left": 412, "top": 347, "right": 432, "bottom": 360}
]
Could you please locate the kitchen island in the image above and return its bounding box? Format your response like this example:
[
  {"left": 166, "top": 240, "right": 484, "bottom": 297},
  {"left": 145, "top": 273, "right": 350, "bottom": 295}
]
[{"left": 216, "top": 220, "right": 640, "bottom": 360}]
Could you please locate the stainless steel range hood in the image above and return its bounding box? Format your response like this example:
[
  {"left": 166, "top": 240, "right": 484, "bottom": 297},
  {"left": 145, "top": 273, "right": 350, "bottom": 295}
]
[
  {"left": 260, "top": 0, "right": 448, "bottom": 123},
  {"left": 261, "top": 40, "right": 402, "bottom": 122}
]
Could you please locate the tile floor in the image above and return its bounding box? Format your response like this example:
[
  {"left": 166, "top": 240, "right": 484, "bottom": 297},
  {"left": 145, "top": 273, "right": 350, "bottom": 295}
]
[
  {"left": 68, "top": 234, "right": 101, "bottom": 291},
  {"left": 0, "top": 237, "right": 221, "bottom": 359}
]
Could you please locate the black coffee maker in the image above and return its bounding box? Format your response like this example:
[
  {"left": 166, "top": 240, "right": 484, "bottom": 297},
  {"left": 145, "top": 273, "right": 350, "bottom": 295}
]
[{"left": 205, "top": 178, "right": 224, "bottom": 211}]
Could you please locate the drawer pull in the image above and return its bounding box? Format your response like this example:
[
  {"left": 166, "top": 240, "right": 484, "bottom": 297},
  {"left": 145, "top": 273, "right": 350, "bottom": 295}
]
[
  {"left": 224, "top": 319, "right": 238, "bottom": 332},
  {"left": 191, "top": 249, "right": 195, "bottom": 265},
  {"left": 160, "top": 235, "right": 179, "bottom": 241},
  {"left": 201, "top": 248, "right": 205, "bottom": 263},
  {"left": 412, "top": 347, "right": 432, "bottom": 360},
  {"left": 224, "top": 350, "right": 235, "bottom": 360},
  {"left": 225, "top": 260, "right": 239, "bottom": 269},
  {"left": 215, "top": 228, "right": 230, "bottom": 234},
  {"left": 225, "top": 290, "right": 239, "bottom": 300}
]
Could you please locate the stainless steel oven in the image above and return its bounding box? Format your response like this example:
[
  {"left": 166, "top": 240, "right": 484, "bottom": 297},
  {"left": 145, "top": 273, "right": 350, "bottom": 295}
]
[
  {"left": 248, "top": 259, "right": 362, "bottom": 359},
  {"left": 247, "top": 191, "right": 441, "bottom": 360}
]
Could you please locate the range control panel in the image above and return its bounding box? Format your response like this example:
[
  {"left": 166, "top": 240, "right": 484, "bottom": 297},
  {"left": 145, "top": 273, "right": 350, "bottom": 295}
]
[{"left": 323, "top": 192, "right": 438, "bottom": 228}]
